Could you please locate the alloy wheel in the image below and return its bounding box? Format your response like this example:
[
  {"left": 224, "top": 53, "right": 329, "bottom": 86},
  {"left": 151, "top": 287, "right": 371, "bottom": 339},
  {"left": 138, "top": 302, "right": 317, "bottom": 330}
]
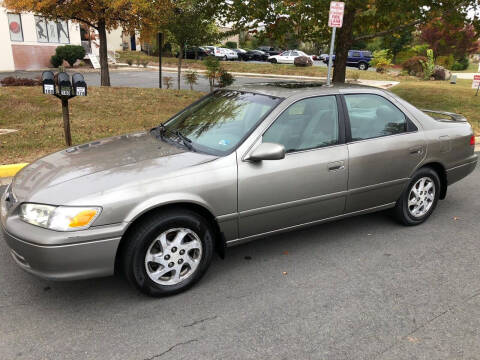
[
  {"left": 144, "top": 228, "right": 203, "bottom": 286},
  {"left": 407, "top": 177, "right": 435, "bottom": 218}
]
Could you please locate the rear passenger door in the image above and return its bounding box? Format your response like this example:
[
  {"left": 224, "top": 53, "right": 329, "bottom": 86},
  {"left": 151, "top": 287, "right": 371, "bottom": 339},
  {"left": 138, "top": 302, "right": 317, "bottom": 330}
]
[{"left": 342, "top": 92, "right": 425, "bottom": 213}]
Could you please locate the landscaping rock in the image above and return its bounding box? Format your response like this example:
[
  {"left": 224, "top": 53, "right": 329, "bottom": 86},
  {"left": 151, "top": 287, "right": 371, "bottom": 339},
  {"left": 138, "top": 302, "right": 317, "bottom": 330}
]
[{"left": 294, "top": 56, "right": 313, "bottom": 67}]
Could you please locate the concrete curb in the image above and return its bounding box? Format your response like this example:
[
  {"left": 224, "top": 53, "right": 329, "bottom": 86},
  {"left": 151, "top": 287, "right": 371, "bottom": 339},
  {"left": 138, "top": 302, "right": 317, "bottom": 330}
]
[{"left": 0, "top": 163, "right": 28, "bottom": 178}]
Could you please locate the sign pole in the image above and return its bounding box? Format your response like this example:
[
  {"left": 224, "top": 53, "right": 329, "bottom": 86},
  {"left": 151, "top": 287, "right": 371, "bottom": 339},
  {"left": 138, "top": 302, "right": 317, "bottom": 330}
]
[
  {"left": 476, "top": 81, "right": 479, "bottom": 96},
  {"left": 158, "top": 32, "right": 163, "bottom": 89},
  {"left": 326, "top": 1, "right": 344, "bottom": 86},
  {"left": 326, "top": 27, "right": 336, "bottom": 86}
]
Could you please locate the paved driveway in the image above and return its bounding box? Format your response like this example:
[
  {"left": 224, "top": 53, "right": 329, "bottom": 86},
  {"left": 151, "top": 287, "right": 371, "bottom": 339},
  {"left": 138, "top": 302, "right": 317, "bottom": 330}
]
[
  {"left": 0, "top": 69, "right": 291, "bottom": 93},
  {"left": 1, "top": 164, "right": 479, "bottom": 359}
]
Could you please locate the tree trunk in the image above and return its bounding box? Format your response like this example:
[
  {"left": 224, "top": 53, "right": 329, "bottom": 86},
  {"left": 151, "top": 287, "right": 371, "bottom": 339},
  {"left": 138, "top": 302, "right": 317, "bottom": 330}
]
[
  {"left": 177, "top": 44, "right": 183, "bottom": 90},
  {"left": 332, "top": 5, "right": 356, "bottom": 84},
  {"left": 98, "top": 19, "right": 110, "bottom": 87}
]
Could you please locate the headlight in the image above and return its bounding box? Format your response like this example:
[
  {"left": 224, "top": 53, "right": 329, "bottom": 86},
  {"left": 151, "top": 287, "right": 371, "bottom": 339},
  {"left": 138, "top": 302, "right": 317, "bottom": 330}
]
[{"left": 19, "top": 203, "right": 101, "bottom": 231}]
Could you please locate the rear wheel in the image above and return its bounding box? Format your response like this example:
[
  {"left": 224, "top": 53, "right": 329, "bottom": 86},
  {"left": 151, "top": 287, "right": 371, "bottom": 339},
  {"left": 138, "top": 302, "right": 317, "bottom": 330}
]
[
  {"left": 394, "top": 167, "right": 441, "bottom": 226},
  {"left": 122, "top": 209, "right": 214, "bottom": 297}
]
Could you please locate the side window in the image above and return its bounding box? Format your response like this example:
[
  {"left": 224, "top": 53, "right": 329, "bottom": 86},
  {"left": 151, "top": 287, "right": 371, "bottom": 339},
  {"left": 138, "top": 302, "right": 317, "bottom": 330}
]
[
  {"left": 291, "top": 51, "right": 299, "bottom": 56},
  {"left": 263, "top": 96, "right": 339, "bottom": 153},
  {"left": 353, "top": 51, "right": 361, "bottom": 58},
  {"left": 345, "top": 94, "right": 408, "bottom": 141}
]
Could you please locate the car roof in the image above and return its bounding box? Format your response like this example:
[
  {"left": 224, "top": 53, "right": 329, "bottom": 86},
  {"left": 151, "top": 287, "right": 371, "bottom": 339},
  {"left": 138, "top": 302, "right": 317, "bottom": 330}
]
[{"left": 226, "top": 81, "right": 383, "bottom": 99}]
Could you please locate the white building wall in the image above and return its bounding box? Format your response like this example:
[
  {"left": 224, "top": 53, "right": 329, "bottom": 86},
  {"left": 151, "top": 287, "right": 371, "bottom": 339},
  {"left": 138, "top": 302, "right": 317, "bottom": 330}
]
[
  {"left": 0, "top": 10, "right": 15, "bottom": 71},
  {"left": 0, "top": 7, "right": 81, "bottom": 71}
]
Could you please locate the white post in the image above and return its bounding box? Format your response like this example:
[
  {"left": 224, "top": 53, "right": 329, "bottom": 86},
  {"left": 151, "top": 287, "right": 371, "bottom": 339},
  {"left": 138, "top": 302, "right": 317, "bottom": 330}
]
[{"left": 326, "top": 27, "right": 336, "bottom": 86}]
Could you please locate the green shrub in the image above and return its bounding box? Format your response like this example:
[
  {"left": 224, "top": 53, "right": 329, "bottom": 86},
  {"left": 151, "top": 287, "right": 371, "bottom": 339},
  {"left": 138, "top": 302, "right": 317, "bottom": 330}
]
[
  {"left": 50, "top": 54, "right": 64, "bottom": 68},
  {"left": 451, "top": 56, "right": 469, "bottom": 71},
  {"left": 436, "top": 54, "right": 455, "bottom": 69},
  {"left": 370, "top": 49, "right": 392, "bottom": 73},
  {"left": 218, "top": 69, "right": 235, "bottom": 87},
  {"left": 204, "top": 56, "right": 221, "bottom": 91},
  {"left": 183, "top": 70, "right": 199, "bottom": 90},
  {"left": 411, "top": 44, "right": 429, "bottom": 57},
  {"left": 420, "top": 49, "right": 435, "bottom": 79},
  {"left": 126, "top": 58, "right": 133, "bottom": 66},
  {"left": 54, "top": 45, "right": 86, "bottom": 67},
  {"left": 225, "top": 41, "right": 237, "bottom": 49}
]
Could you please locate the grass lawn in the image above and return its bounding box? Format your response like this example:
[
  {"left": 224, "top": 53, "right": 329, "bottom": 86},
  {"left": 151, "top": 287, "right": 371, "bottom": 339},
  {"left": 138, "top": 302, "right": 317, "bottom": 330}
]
[
  {"left": 0, "top": 87, "right": 203, "bottom": 164},
  {"left": 0, "top": 79, "right": 477, "bottom": 164},
  {"left": 117, "top": 51, "right": 410, "bottom": 82},
  {"left": 391, "top": 79, "right": 479, "bottom": 135}
]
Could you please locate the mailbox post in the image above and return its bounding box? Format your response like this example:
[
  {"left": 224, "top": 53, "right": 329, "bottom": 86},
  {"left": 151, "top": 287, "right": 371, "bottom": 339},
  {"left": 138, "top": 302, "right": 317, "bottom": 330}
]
[{"left": 41, "top": 72, "right": 87, "bottom": 147}]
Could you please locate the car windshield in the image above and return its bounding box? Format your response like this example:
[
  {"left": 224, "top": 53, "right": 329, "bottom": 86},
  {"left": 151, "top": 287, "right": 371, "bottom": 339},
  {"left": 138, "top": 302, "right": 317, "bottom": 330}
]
[{"left": 163, "top": 91, "right": 282, "bottom": 155}]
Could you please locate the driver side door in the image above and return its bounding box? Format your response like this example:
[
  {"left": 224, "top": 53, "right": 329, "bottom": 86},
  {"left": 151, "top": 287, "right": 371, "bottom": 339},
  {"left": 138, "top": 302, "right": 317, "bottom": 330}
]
[{"left": 237, "top": 95, "right": 348, "bottom": 239}]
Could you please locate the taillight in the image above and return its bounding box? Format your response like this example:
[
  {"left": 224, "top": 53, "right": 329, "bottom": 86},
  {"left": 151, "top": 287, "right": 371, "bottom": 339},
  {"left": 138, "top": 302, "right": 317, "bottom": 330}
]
[{"left": 470, "top": 135, "right": 476, "bottom": 146}]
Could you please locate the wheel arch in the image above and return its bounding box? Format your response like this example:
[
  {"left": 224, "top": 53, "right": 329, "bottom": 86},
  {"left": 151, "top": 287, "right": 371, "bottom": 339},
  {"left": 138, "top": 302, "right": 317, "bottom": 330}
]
[{"left": 114, "top": 202, "right": 225, "bottom": 275}]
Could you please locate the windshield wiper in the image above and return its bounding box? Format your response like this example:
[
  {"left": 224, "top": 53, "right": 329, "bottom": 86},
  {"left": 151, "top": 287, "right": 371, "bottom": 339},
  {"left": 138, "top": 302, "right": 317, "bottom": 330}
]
[
  {"left": 175, "top": 130, "right": 194, "bottom": 151},
  {"left": 154, "top": 124, "right": 195, "bottom": 152}
]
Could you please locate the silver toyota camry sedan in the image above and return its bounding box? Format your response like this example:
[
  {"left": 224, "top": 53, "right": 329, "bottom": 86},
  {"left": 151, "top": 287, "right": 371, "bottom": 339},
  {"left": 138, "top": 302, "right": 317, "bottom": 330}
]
[{"left": 1, "top": 82, "right": 477, "bottom": 296}]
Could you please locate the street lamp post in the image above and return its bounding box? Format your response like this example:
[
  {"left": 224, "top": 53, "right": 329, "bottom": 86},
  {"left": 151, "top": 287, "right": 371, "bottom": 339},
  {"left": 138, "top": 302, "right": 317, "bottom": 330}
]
[{"left": 158, "top": 32, "right": 163, "bottom": 89}]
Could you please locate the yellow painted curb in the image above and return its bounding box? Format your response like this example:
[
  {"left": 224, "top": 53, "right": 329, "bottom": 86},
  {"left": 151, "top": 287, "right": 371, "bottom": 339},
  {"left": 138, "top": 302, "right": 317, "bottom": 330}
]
[{"left": 0, "top": 163, "right": 28, "bottom": 178}]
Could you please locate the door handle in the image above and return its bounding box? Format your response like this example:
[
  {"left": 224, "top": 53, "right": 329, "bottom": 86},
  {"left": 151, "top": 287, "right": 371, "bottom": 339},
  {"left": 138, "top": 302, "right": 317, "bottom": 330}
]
[
  {"left": 409, "top": 146, "right": 424, "bottom": 155},
  {"left": 328, "top": 161, "right": 345, "bottom": 171}
]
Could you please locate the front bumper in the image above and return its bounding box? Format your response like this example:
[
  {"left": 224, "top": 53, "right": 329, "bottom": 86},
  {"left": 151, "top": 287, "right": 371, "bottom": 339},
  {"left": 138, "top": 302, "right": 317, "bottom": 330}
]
[{"left": 1, "top": 224, "right": 121, "bottom": 281}]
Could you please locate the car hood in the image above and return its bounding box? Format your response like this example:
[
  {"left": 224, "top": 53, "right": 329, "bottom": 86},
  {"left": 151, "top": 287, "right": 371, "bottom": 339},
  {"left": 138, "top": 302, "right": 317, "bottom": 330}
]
[{"left": 12, "top": 131, "right": 215, "bottom": 203}]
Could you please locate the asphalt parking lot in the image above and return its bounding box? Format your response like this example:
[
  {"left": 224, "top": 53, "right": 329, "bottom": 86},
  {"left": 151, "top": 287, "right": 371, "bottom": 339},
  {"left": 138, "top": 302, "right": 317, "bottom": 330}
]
[{"left": 1, "top": 164, "right": 479, "bottom": 360}]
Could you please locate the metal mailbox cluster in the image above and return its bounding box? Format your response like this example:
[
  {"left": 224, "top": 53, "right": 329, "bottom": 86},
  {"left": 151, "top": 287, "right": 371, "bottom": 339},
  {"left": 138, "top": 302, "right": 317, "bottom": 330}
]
[
  {"left": 41, "top": 71, "right": 87, "bottom": 98},
  {"left": 41, "top": 71, "right": 88, "bottom": 147}
]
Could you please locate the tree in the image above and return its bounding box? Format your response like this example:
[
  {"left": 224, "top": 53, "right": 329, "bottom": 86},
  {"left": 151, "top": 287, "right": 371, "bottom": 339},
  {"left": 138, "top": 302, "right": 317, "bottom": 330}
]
[
  {"left": 159, "top": 0, "right": 221, "bottom": 90},
  {"left": 420, "top": 17, "right": 480, "bottom": 59},
  {"left": 220, "top": 0, "right": 480, "bottom": 83},
  {"left": 4, "top": 0, "right": 171, "bottom": 86}
]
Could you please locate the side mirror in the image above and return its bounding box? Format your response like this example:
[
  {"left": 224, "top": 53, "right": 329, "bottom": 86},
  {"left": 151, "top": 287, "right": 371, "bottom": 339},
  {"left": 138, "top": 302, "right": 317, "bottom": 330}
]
[
  {"left": 247, "top": 142, "right": 285, "bottom": 162},
  {"left": 41, "top": 71, "right": 55, "bottom": 95},
  {"left": 72, "top": 73, "right": 87, "bottom": 96},
  {"left": 57, "top": 72, "right": 72, "bottom": 96}
]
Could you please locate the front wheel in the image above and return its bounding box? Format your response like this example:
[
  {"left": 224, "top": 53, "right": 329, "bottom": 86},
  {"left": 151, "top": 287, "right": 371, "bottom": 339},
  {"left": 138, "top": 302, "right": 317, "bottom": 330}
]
[
  {"left": 122, "top": 209, "right": 214, "bottom": 297},
  {"left": 270, "top": 58, "right": 277, "bottom": 64},
  {"left": 358, "top": 62, "right": 368, "bottom": 71},
  {"left": 394, "top": 167, "right": 441, "bottom": 226}
]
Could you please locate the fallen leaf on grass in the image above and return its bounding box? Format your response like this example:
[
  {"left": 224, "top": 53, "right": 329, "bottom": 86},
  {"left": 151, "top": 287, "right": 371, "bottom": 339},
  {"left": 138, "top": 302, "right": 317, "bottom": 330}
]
[
  {"left": 282, "top": 251, "right": 289, "bottom": 255},
  {"left": 453, "top": 217, "right": 460, "bottom": 221}
]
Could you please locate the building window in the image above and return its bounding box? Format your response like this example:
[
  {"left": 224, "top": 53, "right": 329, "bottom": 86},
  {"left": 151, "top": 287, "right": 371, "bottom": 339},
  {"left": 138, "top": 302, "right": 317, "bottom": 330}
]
[
  {"left": 34, "top": 16, "right": 70, "bottom": 44},
  {"left": 8, "top": 13, "right": 23, "bottom": 42}
]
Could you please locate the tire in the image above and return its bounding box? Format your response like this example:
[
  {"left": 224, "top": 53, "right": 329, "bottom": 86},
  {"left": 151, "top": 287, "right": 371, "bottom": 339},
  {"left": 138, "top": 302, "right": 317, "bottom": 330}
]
[
  {"left": 394, "top": 167, "right": 441, "bottom": 226},
  {"left": 223, "top": 56, "right": 228, "bottom": 61},
  {"left": 270, "top": 58, "right": 277, "bottom": 64},
  {"left": 122, "top": 209, "right": 214, "bottom": 297},
  {"left": 358, "top": 62, "right": 368, "bottom": 71}
]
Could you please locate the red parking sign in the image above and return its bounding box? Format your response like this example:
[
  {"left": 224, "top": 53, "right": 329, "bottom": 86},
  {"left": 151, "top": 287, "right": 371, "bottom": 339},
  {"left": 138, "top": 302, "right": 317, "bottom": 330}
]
[{"left": 329, "top": 2, "right": 345, "bottom": 28}]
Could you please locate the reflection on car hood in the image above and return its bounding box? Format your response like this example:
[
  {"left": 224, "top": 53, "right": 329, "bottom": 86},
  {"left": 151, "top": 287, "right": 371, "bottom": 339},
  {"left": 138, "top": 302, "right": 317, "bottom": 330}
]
[{"left": 12, "top": 131, "right": 194, "bottom": 201}]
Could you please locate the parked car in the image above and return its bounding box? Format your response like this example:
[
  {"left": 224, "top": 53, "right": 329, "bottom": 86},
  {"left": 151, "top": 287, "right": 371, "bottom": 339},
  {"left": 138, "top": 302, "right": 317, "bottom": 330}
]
[
  {"left": 268, "top": 50, "right": 313, "bottom": 64},
  {"left": 323, "top": 50, "right": 373, "bottom": 70},
  {"left": 241, "top": 49, "right": 269, "bottom": 61},
  {"left": 231, "top": 48, "right": 247, "bottom": 57},
  {"left": 256, "top": 46, "right": 282, "bottom": 56},
  {"left": 1, "top": 83, "right": 477, "bottom": 296},
  {"left": 204, "top": 46, "right": 237, "bottom": 60},
  {"left": 175, "top": 46, "right": 210, "bottom": 60}
]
